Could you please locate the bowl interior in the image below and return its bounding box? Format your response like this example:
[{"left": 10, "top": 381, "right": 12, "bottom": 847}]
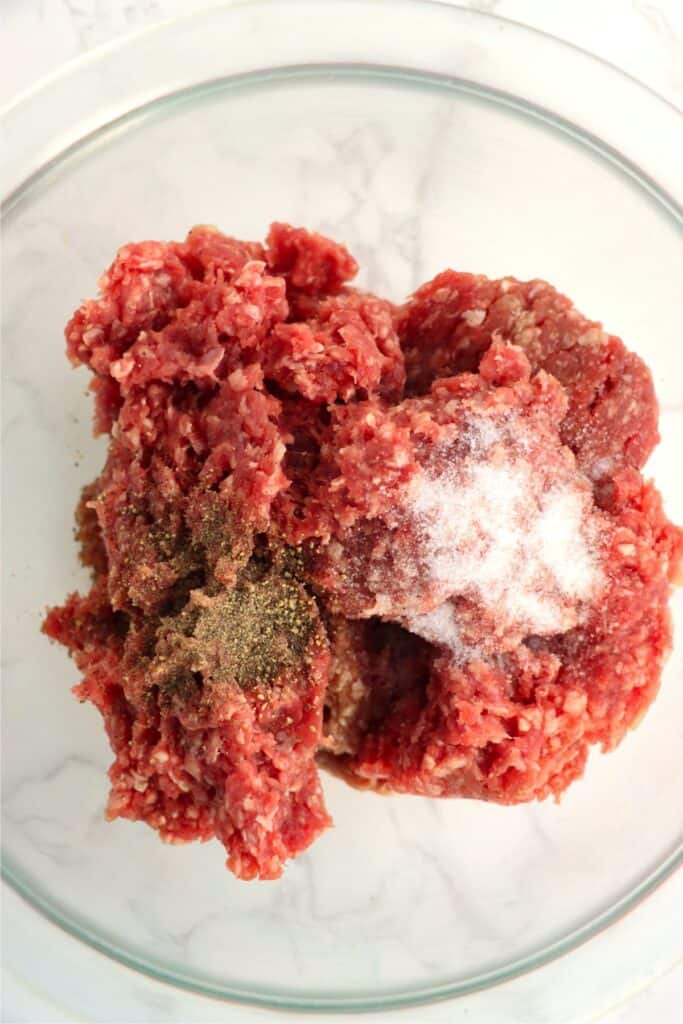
[{"left": 2, "top": 66, "right": 682, "bottom": 1010}]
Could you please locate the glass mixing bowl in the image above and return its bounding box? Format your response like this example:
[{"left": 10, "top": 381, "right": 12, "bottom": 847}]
[{"left": 2, "top": 0, "right": 682, "bottom": 1011}]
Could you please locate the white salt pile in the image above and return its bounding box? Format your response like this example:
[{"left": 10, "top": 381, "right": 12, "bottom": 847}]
[{"left": 404, "top": 415, "right": 604, "bottom": 656}]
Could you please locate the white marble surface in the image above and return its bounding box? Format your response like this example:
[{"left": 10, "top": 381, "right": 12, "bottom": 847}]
[
  {"left": 2, "top": 2, "right": 682, "bottom": 1023},
  {"left": 1, "top": 0, "right": 682, "bottom": 110}
]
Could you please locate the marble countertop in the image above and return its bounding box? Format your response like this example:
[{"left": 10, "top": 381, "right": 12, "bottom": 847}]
[
  {"left": 2, "top": 2, "right": 681, "bottom": 1022},
  {"left": 2, "top": 0, "right": 682, "bottom": 109}
]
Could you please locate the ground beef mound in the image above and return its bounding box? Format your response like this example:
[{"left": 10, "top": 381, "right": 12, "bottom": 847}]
[
  {"left": 398, "top": 271, "right": 659, "bottom": 481},
  {"left": 45, "top": 224, "right": 682, "bottom": 879}
]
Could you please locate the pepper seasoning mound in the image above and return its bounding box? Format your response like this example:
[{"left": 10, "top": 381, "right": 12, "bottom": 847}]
[{"left": 44, "top": 222, "right": 683, "bottom": 880}]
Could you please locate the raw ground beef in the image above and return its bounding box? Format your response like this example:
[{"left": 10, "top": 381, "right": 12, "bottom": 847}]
[
  {"left": 45, "top": 223, "right": 683, "bottom": 879},
  {"left": 398, "top": 271, "right": 659, "bottom": 481}
]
